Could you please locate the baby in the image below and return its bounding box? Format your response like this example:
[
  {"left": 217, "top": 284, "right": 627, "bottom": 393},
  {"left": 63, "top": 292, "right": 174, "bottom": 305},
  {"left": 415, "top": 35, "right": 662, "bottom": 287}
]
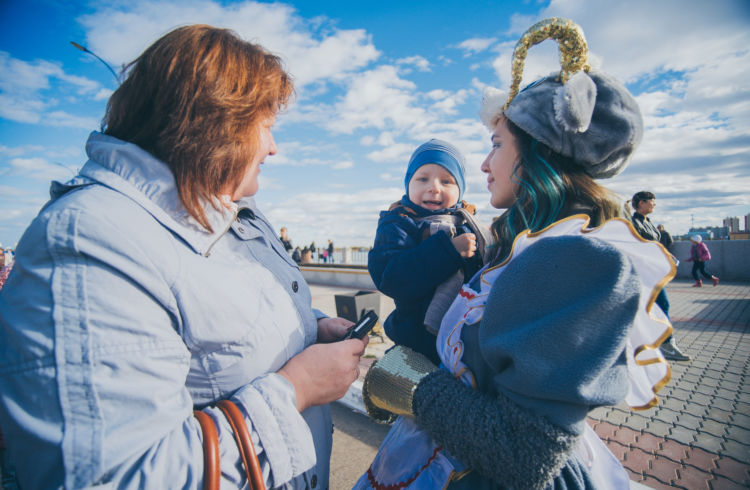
[{"left": 368, "top": 139, "right": 492, "bottom": 363}]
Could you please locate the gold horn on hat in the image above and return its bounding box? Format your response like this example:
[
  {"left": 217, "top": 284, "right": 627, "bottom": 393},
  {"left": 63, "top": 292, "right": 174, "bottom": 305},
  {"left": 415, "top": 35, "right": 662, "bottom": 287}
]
[{"left": 504, "top": 18, "right": 590, "bottom": 110}]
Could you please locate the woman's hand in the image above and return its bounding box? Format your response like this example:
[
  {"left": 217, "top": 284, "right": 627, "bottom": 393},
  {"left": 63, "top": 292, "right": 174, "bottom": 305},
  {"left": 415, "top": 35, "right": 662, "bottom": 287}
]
[
  {"left": 278, "top": 337, "right": 368, "bottom": 412},
  {"left": 316, "top": 316, "right": 354, "bottom": 342},
  {"left": 452, "top": 233, "right": 477, "bottom": 258}
]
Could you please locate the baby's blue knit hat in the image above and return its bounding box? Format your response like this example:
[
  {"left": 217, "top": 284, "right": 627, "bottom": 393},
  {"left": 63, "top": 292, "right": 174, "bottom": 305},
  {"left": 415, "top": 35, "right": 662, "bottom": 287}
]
[{"left": 404, "top": 139, "right": 466, "bottom": 199}]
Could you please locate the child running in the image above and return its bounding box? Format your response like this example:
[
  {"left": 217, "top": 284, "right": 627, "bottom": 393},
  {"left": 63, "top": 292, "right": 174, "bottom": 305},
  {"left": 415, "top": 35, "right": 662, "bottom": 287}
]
[{"left": 368, "top": 139, "right": 492, "bottom": 364}]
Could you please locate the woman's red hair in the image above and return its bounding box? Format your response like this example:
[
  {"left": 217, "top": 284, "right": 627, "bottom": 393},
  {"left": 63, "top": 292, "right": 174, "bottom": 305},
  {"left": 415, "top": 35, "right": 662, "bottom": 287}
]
[{"left": 104, "top": 24, "right": 293, "bottom": 231}]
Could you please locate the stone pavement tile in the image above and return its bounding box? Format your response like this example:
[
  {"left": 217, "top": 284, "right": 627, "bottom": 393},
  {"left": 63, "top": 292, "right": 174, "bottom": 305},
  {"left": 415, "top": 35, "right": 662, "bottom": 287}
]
[
  {"left": 612, "top": 425, "right": 639, "bottom": 446},
  {"left": 682, "top": 373, "right": 702, "bottom": 385},
  {"left": 623, "top": 446, "right": 654, "bottom": 476},
  {"left": 654, "top": 408, "right": 680, "bottom": 425},
  {"left": 700, "top": 419, "right": 729, "bottom": 438},
  {"left": 592, "top": 419, "right": 618, "bottom": 439},
  {"left": 695, "top": 384, "right": 717, "bottom": 396},
  {"left": 675, "top": 412, "right": 702, "bottom": 430},
  {"left": 730, "top": 412, "right": 750, "bottom": 430},
  {"left": 605, "top": 407, "right": 630, "bottom": 425},
  {"left": 627, "top": 412, "right": 652, "bottom": 432},
  {"left": 636, "top": 432, "right": 664, "bottom": 454},
  {"left": 712, "top": 456, "right": 750, "bottom": 485},
  {"left": 625, "top": 466, "right": 643, "bottom": 482},
  {"left": 683, "top": 446, "right": 718, "bottom": 471},
  {"left": 604, "top": 439, "right": 628, "bottom": 460},
  {"left": 735, "top": 401, "right": 750, "bottom": 417},
  {"left": 669, "top": 387, "right": 692, "bottom": 402},
  {"left": 661, "top": 396, "right": 686, "bottom": 412},
  {"left": 648, "top": 419, "right": 674, "bottom": 438},
  {"left": 720, "top": 440, "right": 750, "bottom": 463},
  {"left": 587, "top": 406, "right": 610, "bottom": 420},
  {"left": 669, "top": 425, "right": 696, "bottom": 445},
  {"left": 725, "top": 425, "right": 750, "bottom": 445},
  {"left": 649, "top": 455, "right": 680, "bottom": 486},
  {"left": 692, "top": 432, "right": 725, "bottom": 453},
  {"left": 674, "top": 464, "right": 712, "bottom": 490},
  {"left": 707, "top": 397, "right": 734, "bottom": 412},
  {"left": 709, "top": 474, "right": 748, "bottom": 490},
  {"left": 657, "top": 439, "right": 688, "bottom": 463},
  {"left": 689, "top": 392, "right": 713, "bottom": 406},
  {"left": 640, "top": 474, "right": 680, "bottom": 490}
]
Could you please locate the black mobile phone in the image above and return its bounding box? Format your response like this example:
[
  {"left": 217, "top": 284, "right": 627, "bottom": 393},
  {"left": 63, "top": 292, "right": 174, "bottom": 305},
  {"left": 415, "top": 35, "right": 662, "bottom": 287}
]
[{"left": 344, "top": 310, "right": 378, "bottom": 340}]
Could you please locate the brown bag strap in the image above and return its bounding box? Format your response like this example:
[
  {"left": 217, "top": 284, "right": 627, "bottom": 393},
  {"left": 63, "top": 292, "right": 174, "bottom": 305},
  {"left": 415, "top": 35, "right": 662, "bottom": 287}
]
[
  {"left": 217, "top": 400, "right": 266, "bottom": 490},
  {"left": 193, "top": 410, "right": 220, "bottom": 490}
]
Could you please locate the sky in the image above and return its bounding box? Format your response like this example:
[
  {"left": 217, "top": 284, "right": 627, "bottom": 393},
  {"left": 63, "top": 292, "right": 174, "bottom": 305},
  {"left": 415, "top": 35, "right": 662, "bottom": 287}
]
[{"left": 1, "top": 0, "right": 749, "bottom": 250}]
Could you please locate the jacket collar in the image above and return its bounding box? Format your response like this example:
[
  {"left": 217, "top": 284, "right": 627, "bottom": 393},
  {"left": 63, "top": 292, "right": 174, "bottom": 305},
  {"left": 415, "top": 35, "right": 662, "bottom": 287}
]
[{"left": 51, "top": 132, "right": 242, "bottom": 255}]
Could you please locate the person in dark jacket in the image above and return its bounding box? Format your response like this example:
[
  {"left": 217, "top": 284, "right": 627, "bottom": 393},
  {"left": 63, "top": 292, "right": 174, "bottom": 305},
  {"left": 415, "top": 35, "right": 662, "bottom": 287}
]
[
  {"left": 629, "top": 191, "right": 689, "bottom": 361},
  {"left": 657, "top": 224, "right": 673, "bottom": 249},
  {"left": 367, "top": 139, "right": 489, "bottom": 364}
]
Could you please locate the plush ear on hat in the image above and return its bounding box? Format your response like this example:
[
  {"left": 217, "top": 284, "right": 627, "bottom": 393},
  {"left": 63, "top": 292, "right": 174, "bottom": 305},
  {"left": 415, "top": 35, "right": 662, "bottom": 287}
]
[{"left": 554, "top": 70, "right": 597, "bottom": 133}]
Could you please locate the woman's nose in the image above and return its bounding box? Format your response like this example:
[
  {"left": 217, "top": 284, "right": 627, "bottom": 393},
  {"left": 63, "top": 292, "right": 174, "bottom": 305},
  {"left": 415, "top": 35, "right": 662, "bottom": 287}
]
[{"left": 481, "top": 155, "right": 490, "bottom": 173}]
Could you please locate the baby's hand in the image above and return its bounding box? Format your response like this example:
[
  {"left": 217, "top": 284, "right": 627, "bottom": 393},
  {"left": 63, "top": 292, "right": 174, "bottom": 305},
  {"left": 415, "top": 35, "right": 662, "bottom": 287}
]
[{"left": 452, "top": 233, "right": 476, "bottom": 258}]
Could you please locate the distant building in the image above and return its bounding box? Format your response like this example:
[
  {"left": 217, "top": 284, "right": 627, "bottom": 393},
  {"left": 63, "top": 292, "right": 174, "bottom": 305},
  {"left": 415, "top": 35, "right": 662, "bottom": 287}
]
[
  {"left": 745, "top": 213, "right": 750, "bottom": 232},
  {"left": 723, "top": 216, "right": 740, "bottom": 233}
]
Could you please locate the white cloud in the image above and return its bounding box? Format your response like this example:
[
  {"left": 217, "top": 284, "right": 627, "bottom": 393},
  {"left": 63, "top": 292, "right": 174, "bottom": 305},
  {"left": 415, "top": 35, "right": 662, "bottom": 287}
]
[
  {"left": 332, "top": 161, "right": 354, "bottom": 170},
  {"left": 325, "top": 65, "right": 427, "bottom": 134},
  {"left": 0, "top": 51, "right": 103, "bottom": 125},
  {"left": 7, "top": 157, "right": 77, "bottom": 181},
  {"left": 366, "top": 143, "right": 414, "bottom": 163},
  {"left": 78, "top": 0, "right": 379, "bottom": 89},
  {"left": 455, "top": 37, "right": 498, "bottom": 56},
  {"left": 396, "top": 55, "right": 431, "bottom": 72}
]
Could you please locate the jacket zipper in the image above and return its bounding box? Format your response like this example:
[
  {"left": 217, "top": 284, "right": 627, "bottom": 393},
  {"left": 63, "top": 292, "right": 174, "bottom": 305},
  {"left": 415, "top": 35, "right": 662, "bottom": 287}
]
[{"left": 203, "top": 208, "right": 240, "bottom": 257}]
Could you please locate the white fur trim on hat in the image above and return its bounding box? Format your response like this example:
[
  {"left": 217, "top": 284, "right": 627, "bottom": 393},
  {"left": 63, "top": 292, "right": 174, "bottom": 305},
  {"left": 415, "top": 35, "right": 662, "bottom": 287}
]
[{"left": 480, "top": 87, "right": 507, "bottom": 130}]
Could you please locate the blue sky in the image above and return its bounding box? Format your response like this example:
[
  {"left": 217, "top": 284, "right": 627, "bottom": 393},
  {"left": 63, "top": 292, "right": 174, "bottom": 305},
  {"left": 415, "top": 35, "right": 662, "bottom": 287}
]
[{"left": 1, "top": 0, "right": 749, "bottom": 249}]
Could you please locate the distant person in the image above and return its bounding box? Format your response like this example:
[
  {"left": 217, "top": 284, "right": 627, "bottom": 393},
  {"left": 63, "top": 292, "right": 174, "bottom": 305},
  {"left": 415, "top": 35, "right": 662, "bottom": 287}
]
[
  {"left": 687, "top": 235, "right": 719, "bottom": 287},
  {"left": 279, "top": 226, "right": 293, "bottom": 252},
  {"left": 0, "top": 25, "right": 367, "bottom": 489},
  {"left": 628, "top": 191, "right": 688, "bottom": 361},
  {"left": 310, "top": 241, "right": 317, "bottom": 261},
  {"left": 301, "top": 246, "right": 312, "bottom": 264},
  {"left": 657, "top": 224, "right": 673, "bottom": 249},
  {"left": 0, "top": 248, "right": 11, "bottom": 291},
  {"left": 292, "top": 246, "right": 302, "bottom": 264},
  {"left": 327, "top": 239, "right": 334, "bottom": 263},
  {"left": 367, "top": 139, "right": 491, "bottom": 364}
]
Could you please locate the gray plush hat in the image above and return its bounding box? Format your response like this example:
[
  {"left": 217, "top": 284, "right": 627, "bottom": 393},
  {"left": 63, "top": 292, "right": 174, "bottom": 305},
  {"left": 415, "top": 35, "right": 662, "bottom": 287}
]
[{"left": 479, "top": 18, "right": 643, "bottom": 179}]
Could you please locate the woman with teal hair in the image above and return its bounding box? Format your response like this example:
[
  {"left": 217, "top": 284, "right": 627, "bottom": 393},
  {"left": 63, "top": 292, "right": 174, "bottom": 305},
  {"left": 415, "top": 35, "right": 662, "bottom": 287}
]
[{"left": 356, "top": 18, "right": 675, "bottom": 489}]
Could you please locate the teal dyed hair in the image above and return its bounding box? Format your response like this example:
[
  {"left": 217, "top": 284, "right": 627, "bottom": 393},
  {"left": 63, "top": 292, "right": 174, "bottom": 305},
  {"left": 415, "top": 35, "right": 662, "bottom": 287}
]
[{"left": 491, "top": 119, "right": 622, "bottom": 263}]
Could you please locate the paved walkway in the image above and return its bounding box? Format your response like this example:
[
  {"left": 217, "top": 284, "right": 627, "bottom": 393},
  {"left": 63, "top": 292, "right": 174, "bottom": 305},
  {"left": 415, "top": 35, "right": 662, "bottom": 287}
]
[{"left": 311, "top": 280, "right": 750, "bottom": 489}]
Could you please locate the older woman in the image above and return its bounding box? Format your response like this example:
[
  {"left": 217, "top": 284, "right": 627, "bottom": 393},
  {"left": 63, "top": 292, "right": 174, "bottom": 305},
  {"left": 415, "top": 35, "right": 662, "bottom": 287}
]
[{"left": 0, "top": 25, "right": 366, "bottom": 489}]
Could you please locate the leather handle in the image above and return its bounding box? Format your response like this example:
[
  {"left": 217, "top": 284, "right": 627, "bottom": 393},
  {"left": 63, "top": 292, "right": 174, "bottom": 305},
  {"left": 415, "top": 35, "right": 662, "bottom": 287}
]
[
  {"left": 217, "top": 400, "right": 266, "bottom": 490},
  {"left": 193, "top": 410, "right": 220, "bottom": 490}
]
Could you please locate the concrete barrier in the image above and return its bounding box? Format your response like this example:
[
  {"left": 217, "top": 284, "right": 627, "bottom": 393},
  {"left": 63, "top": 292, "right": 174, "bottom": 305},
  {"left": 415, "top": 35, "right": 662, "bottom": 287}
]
[
  {"left": 669, "top": 240, "right": 749, "bottom": 282},
  {"left": 300, "top": 264, "right": 376, "bottom": 289},
  {"left": 301, "top": 240, "right": 750, "bottom": 286}
]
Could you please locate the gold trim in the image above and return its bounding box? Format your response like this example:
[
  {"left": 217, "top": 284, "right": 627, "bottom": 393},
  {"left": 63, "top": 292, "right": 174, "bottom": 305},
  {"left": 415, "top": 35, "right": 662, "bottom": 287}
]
[
  {"left": 478, "top": 215, "right": 674, "bottom": 409},
  {"left": 505, "top": 18, "right": 591, "bottom": 109}
]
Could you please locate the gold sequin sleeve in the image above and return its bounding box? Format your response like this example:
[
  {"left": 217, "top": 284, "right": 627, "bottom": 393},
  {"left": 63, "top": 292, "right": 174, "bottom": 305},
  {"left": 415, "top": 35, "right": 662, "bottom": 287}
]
[{"left": 362, "top": 345, "right": 438, "bottom": 423}]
